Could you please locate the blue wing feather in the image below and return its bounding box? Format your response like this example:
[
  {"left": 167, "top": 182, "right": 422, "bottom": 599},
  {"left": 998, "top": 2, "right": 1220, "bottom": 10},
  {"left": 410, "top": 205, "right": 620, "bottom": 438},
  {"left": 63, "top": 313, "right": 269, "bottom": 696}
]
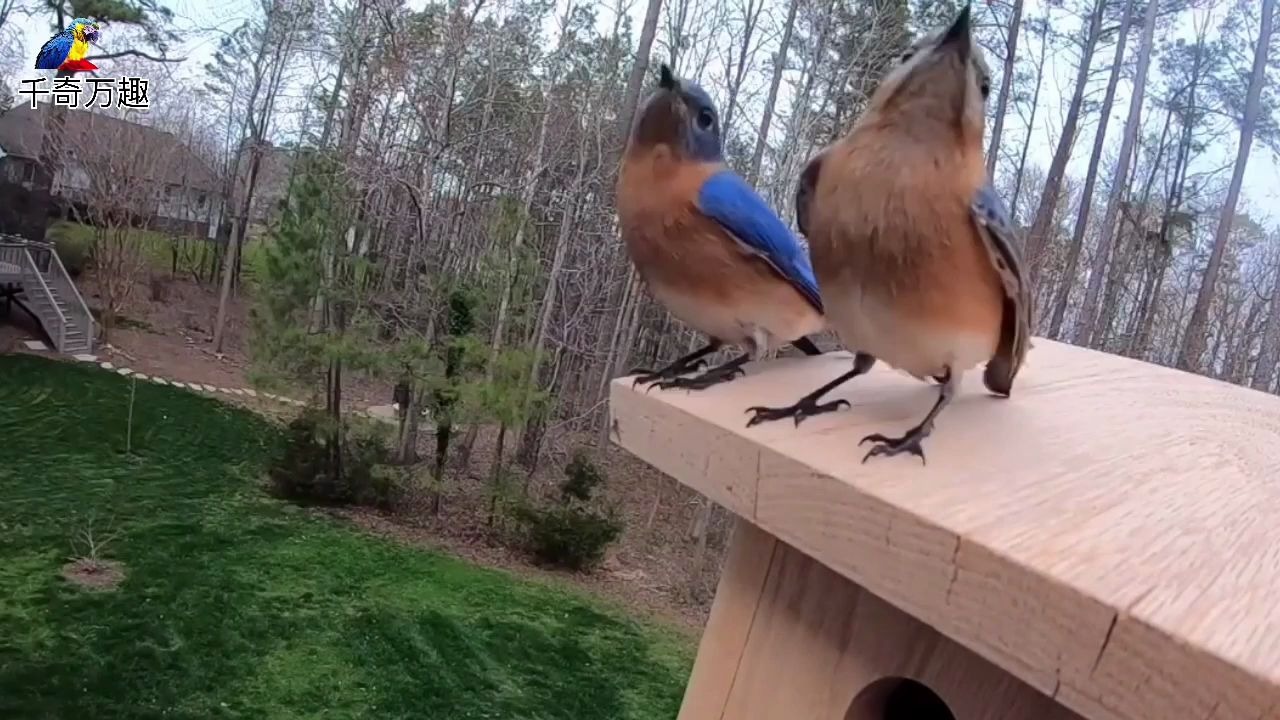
[
  {"left": 971, "top": 183, "right": 1026, "bottom": 279},
  {"left": 35, "top": 34, "right": 72, "bottom": 70},
  {"left": 696, "top": 169, "right": 823, "bottom": 313}
]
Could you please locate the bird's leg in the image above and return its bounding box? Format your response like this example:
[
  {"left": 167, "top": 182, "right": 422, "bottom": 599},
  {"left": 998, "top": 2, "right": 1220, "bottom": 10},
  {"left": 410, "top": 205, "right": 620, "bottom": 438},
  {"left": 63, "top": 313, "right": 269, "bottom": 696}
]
[
  {"left": 629, "top": 341, "right": 721, "bottom": 388},
  {"left": 860, "top": 368, "right": 957, "bottom": 465},
  {"left": 653, "top": 354, "right": 749, "bottom": 391},
  {"left": 745, "top": 352, "right": 877, "bottom": 428}
]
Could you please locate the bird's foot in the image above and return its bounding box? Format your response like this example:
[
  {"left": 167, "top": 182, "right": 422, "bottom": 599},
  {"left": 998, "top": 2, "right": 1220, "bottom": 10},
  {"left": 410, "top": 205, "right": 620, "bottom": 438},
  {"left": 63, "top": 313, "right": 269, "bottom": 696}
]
[
  {"left": 652, "top": 364, "right": 745, "bottom": 392},
  {"left": 628, "top": 360, "right": 706, "bottom": 389},
  {"left": 859, "top": 427, "right": 932, "bottom": 465},
  {"left": 745, "top": 397, "right": 850, "bottom": 428}
]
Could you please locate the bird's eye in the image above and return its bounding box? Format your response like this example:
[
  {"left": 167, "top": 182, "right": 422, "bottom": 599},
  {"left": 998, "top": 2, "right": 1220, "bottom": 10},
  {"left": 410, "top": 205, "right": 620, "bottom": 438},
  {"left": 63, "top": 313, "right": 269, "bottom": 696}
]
[
  {"left": 696, "top": 108, "right": 714, "bottom": 130},
  {"left": 901, "top": 50, "right": 915, "bottom": 62},
  {"left": 980, "top": 80, "right": 991, "bottom": 99}
]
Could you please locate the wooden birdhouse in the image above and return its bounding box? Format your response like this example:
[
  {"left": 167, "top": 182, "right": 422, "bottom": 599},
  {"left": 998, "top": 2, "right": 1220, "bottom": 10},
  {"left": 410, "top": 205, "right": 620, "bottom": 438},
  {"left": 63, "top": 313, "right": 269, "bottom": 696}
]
[{"left": 610, "top": 340, "right": 1280, "bottom": 720}]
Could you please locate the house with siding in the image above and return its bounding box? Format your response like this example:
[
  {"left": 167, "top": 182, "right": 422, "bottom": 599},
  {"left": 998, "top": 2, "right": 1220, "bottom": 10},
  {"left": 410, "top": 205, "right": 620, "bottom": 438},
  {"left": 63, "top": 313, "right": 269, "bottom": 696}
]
[{"left": 0, "top": 104, "right": 224, "bottom": 238}]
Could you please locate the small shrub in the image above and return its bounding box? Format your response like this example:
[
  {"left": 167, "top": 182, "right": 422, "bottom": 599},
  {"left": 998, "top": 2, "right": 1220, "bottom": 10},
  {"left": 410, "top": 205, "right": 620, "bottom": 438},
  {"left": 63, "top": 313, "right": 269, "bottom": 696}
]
[
  {"left": 148, "top": 274, "right": 168, "bottom": 302},
  {"left": 47, "top": 224, "right": 92, "bottom": 277},
  {"left": 515, "top": 504, "right": 623, "bottom": 571},
  {"left": 514, "top": 450, "right": 622, "bottom": 571},
  {"left": 561, "top": 449, "right": 605, "bottom": 503},
  {"left": 268, "top": 409, "right": 396, "bottom": 509}
]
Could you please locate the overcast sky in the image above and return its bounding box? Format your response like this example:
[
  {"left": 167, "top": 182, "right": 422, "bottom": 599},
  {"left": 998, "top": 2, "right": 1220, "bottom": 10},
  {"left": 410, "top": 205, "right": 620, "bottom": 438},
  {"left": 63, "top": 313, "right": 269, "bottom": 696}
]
[{"left": 6, "top": 0, "right": 1277, "bottom": 226}]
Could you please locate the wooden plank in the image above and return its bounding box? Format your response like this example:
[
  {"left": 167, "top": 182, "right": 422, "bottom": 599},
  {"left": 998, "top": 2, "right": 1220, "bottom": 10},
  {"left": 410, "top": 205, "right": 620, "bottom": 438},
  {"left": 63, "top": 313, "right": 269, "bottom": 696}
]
[
  {"left": 609, "top": 384, "right": 759, "bottom": 521},
  {"left": 704, "top": 529, "right": 1083, "bottom": 719},
  {"left": 609, "top": 340, "right": 1280, "bottom": 720},
  {"left": 677, "top": 519, "right": 777, "bottom": 720}
]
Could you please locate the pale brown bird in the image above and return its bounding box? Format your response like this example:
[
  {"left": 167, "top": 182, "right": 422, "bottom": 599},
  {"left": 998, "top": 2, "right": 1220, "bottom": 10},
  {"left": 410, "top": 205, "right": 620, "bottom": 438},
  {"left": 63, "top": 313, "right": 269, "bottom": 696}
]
[{"left": 747, "top": 4, "right": 1032, "bottom": 464}]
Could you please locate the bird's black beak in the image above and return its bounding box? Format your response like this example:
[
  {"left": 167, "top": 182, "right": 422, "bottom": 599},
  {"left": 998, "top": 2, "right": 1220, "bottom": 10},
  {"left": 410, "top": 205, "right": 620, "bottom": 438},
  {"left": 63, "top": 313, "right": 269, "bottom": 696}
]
[
  {"left": 658, "top": 64, "right": 678, "bottom": 91},
  {"left": 940, "top": 3, "right": 972, "bottom": 58}
]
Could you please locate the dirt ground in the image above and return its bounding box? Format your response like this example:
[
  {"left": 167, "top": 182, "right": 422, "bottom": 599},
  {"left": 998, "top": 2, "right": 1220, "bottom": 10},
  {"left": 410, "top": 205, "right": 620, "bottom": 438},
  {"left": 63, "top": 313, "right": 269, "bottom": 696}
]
[{"left": 5, "top": 270, "right": 727, "bottom": 631}]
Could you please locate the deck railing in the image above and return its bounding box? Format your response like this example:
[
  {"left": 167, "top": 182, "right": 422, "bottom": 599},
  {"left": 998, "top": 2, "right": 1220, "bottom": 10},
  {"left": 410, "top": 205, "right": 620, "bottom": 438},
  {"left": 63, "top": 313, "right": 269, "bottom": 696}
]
[{"left": 0, "top": 237, "right": 94, "bottom": 353}]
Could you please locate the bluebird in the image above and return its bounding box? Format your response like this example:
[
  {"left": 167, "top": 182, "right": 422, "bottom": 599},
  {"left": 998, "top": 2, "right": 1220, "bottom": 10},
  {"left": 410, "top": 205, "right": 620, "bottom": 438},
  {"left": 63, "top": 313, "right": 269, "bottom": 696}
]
[
  {"left": 616, "top": 64, "right": 828, "bottom": 391},
  {"left": 747, "top": 4, "right": 1032, "bottom": 464}
]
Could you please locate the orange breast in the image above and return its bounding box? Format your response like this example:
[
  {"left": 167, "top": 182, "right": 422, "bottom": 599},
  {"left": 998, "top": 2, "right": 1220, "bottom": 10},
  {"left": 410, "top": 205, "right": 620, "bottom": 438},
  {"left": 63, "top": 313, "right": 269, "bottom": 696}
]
[
  {"left": 616, "top": 147, "right": 823, "bottom": 345},
  {"left": 818, "top": 135, "right": 1000, "bottom": 326}
]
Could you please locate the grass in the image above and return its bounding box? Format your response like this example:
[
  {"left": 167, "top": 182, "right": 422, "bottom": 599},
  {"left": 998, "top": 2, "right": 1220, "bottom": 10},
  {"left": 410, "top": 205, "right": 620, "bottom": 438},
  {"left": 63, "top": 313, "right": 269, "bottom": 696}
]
[
  {"left": 48, "top": 219, "right": 274, "bottom": 289},
  {"left": 0, "top": 355, "right": 692, "bottom": 719}
]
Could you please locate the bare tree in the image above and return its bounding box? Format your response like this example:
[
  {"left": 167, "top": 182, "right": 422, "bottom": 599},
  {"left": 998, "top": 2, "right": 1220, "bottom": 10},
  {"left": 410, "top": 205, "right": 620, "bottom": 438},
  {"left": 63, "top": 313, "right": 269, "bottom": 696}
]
[
  {"left": 1024, "top": 0, "right": 1106, "bottom": 278},
  {"left": 618, "top": 0, "right": 666, "bottom": 145},
  {"left": 1073, "top": 0, "right": 1160, "bottom": 347},
  {"left": 1047, "top": 0, "right": 1137, "bottom": 338},
  {"left": 210, "top": 0, "right": 307, "bottom": 353},
  {"left": 65, "top": 113, "right": 177, "bottom": 341},
  {"left": 1253, "top": 232, "right": 1280, "bottom": 390},
  {"left": 747, "top": 0, "right": 800, "bottom": 183},
  {"left": 986, "top": 0, "right": 1024, "bottom": 177},
  {"left": 1178, "top": 0, "right": 1274, "bottom": 371}
]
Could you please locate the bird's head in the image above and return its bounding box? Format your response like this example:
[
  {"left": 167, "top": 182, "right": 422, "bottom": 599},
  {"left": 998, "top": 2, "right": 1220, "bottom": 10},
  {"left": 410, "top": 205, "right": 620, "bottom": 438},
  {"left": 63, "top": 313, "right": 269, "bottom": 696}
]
[
  {"left": 865, "top": 4, "right": 990, "bottom": 144},
  {"left": 629, "top": 64, "right": 723, "bottom": 162},
  {"left": 71, "top": 18, "right": 101, "bottom": 44}
]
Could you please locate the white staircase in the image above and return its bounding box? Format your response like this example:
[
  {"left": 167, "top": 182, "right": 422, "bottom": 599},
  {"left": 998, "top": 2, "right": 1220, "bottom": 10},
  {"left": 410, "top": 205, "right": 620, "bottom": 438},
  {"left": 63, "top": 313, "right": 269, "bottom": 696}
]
[{"left": 0, "top": 235, "right": 94, "bottom": 354}]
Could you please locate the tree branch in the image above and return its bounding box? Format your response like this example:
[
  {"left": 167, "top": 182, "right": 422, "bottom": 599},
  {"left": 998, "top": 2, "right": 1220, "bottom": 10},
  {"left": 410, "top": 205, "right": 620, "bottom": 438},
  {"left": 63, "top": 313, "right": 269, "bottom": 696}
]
[{"left": 88, "top": 49, "right": 185, "bottom": 63}]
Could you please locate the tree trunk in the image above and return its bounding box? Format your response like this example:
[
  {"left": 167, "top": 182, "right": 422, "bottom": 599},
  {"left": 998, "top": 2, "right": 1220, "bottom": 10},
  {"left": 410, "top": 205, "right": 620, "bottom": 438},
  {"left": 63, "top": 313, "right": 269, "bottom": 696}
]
[
  {"left": 516, "top": 146, "right": 585, "bottom": 462},
  {"left": 395, "top": 388, "right": 420, "bottom": 464},
  {"left": 212, "top": 144, "right": 264, "bottom": 352},
  {"left": 597, "top": 268, "right": 640, "bottom": 442},
  {"left": 617, "top": 0, "right": 664, "bottom": 146},
  {"left": 1010, "top": 9, "right": 1050, "bottom": 215},
  {"left": 485, "top": 94, "right": 551, "bottom": 374},
  {"left": 986, "top": 0, "right": 1024, "bottom": 177},
  {"left": 486, "top": 423, "right": 508, "bottom": 527},
  {"left": 1178, "top": 0, "right": 1274, "bottom": 371},
  {"left": 1231, "top": 297, "right": 1262, "bottom": 385},
  {"left": 1114, "top": 105, "right": 1176, "bottom": 353},
  {"left": 1024, "top": 0, "right": 1105, "bottom": 279},
  {"left": 1074, "top": 0, "right": 1157, "bottom": 346},
  {"left": 211, "top": 13, "right": 295, "bottom": 353},
  {"left": 1047, "top": 0, "right": 1135, "bottom": 339},
  {"left": 1136, "top": 76, "right": 1199, "bottom": 357},
  {"left": 747, "top": 0, "right": 800, "bottom": 185},
  {"left": 1253, "top": 247, "right": 1280, "bottom": 391},
  {"left": 770, "top": 0, "right": 837, "bottom": 208},
  {"left": 719, "top": 0, "right": 765, "bottom": 143}
]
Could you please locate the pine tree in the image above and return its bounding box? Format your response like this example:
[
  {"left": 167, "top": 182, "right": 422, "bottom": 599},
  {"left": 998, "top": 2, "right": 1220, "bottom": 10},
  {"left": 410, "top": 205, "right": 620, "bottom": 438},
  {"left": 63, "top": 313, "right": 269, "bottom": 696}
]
[{"left": 250, "top": 150, "right": 377, "bottom": 483}]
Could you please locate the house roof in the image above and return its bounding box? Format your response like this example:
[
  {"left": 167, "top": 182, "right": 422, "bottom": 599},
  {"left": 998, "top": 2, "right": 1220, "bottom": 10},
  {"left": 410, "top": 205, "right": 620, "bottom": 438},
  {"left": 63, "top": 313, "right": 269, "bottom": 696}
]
[{"left": 0, "top": 104, "right": 219, "bottom": 191}]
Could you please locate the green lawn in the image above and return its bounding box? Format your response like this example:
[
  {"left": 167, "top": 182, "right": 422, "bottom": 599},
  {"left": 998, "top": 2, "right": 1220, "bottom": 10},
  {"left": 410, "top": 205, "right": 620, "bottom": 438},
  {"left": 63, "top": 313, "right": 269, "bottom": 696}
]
[{"left": 0, "top": 355, "right": 691, "bottom": 719}]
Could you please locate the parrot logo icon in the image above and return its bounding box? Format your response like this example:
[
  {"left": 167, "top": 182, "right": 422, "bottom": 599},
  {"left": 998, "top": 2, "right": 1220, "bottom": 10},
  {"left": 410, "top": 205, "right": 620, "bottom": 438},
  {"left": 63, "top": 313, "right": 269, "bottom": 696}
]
[{"left": 34, "top": 18, "right": 102, "bottom": 73}]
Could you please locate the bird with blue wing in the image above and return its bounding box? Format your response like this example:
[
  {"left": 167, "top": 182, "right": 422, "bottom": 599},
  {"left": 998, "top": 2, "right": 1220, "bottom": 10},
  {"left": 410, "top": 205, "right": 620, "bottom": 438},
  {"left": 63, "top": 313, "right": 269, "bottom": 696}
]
[
  {"left": 616, "top": 64, "right": 831, "bottom": 392},
  {"left": 748, "top": 4, "right": 1032, "bottom": 463},
  {"left": 35, "top": 18, "right": 101, "bottom": 73}
]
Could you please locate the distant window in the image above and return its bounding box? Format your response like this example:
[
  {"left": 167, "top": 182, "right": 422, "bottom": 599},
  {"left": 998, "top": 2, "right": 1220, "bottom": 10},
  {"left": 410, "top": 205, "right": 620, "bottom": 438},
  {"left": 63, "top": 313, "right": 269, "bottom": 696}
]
[
  {"left": 197, "top": 192, "right": 207, "bottom": 207},
  {"left": 22, "top": 163, "right": 36, "bottom": 182}
]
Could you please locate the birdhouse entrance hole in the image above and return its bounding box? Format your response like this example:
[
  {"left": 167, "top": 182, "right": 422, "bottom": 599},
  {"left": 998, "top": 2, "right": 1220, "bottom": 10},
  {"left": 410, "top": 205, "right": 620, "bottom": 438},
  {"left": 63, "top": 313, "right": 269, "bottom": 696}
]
[{"left": 846, "top": 677, "right": 956, "bottom": 720}]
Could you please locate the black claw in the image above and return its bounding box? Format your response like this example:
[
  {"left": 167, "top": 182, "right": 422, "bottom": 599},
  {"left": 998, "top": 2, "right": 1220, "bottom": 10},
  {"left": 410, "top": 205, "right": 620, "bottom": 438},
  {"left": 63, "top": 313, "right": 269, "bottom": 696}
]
[
  {"left": 631, "top": 373, "right": 666, "bottom": 390},
  {"left": 744, "top": 398, "right": 850, "bottom": 428},
  {"left": 628, "top": 359, "right": 708, "bottom": 389},
  {"left": 859, "top": 431, "right": 928, "bottom": 465},
  {"left": 654, "top": 366, "right": 744, "bottom": 392}
]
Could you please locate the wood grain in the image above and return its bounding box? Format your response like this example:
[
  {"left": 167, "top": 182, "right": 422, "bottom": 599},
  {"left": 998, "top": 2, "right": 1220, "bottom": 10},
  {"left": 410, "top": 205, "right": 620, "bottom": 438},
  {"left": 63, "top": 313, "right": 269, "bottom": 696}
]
[
  {"left": 682, "top": 518, "right": 1084, "bottom": 719},
  {"left": 610, "top": 340, "right": 1280, "bottom": 720},
  {"left": 678, "top": 521, "right": 777, "bottom": 720}
]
